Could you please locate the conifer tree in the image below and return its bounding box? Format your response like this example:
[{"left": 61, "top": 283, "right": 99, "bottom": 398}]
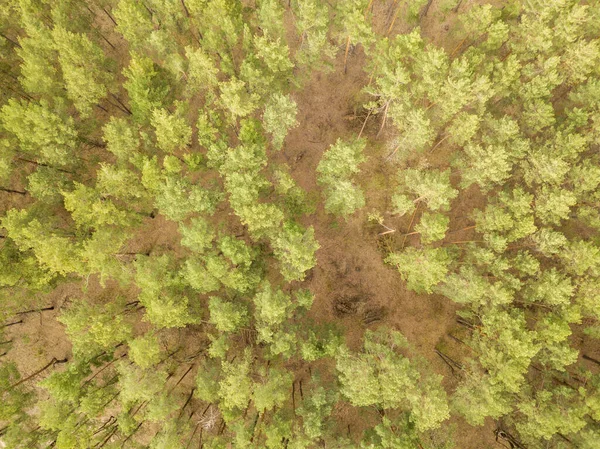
[
  {"left": 317, "top": 138, "right": 366, "bottom": 217},
  {"left": 52, "top": 25, "right": 114, "bottom": 116}
]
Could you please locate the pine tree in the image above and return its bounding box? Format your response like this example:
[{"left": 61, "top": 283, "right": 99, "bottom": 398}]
[
  {"left": 135, "top": 254, "right": 198, "bottom": 328},
  {"left": 59, "top": 298, "right": 133, "bottom": 358},
  {"left": 179, "top": 217, "right": 215, "bottom": 253},
  {"left": 52, "top": 25, "right": 114, "bottom": 116},
  {"left": 263, "top": 93, "right": 298, "bottom": 150},
  {"left": 292, "top": 0, "right": 336, "bottom": 70},
  {"left": 151, "top": 107, "right": 192, "bottom": 153},
  {"left": 253, "top": 281, "right": 295, "bottom": 344},
  {"left": 129, "top": 333, "right": 162, "bottom": 369},
  {"left": 113, "top": 0, "right": 155, "bottom": 49},
  {"left": 336, "top": 328, "right": 449, "bottom": 432},
  {"left": 123, "top": 52, "right": 169, "bottom": 122},
  {"left": 208, "top": 296, "right": 248, "bottom": 333},
  {"left": 414, "top": 212, "right": 449, "bottom": 244},
  {"left": 385, "top": 247, "right": 452, "bottom": 294},
  {"left": 219, "top": 349, "right": 253, "bottom": 411},
  {"left": 393, "top": 168, "right": 457, "bottom": 214},
  {"left": 333, "top": 0, "right": 374, "bottom": 73},
  {"left": 185, "top": 45, "right": 220, "bottom": 94},
  {"left": 272, "top": 222, "right": 319, "bottom": 282},
  {"left": 1, "top": 99, "right": 78, "bottom": 166},
  {"left": 317, "top": 138, "right": 366, "bottom": 217},
  {"left": 253, "top": 367, "right": 292, "bottom": 413}
]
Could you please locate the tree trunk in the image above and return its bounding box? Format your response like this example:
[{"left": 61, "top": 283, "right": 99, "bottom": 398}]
[
  {"left": 83, "top": 355, "right": 126, "bottom": 388},
  {"left": 97, "top": 426, "right": 118, "bottom": 449},
  {"left": 0, "top": 32, "right": 21, "bottom": 48},
  {"left": 453, "top": 0, "right": 464, "bottom": 13},
  {"left": 0, "top": 187, "right": 26, "bottom": 195},
  {"left": 583, "top": 354, "right": 600, "bottom": 366},
  {"left": 1, "top": 319, "right": 23, "bottom": 328},
  {"left": 178, "top": 388, "right": 196, "bottom": 419},
  {"left": 180, "top": 0, "right": 190, "bottom": 17},
  {"left": 110, "top": 93, "right": 133, "bottom": 115},
  {"left": 120, "top": 422, "right": 143, "bottom": 448},
  {"left": 16, "top": 157, "right": 73, "bottom": 174},
  {"left": 420, "top": 0, "right": 434, "bottom": 20},
  {"left": 16, "top": 305, "right": 54, "bottom": 315},
  {"left": 343, "top": 36, "right": 351, "bottom": 74},
  {"left": 169, "top": 364, "right": 195, "bottom": 392},
  {"left": 4, "top": 357, "right": 68, "bottom": 392},
  {"left": 185, "top": 423, "right": 200, "bottom": 449}
]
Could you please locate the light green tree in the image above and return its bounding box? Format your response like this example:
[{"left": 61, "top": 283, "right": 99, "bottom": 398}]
[
  {"left": 219, "top": 77, "right": 259, "bottom": 121},
  {"left": 393, "top": 168, "right": 457, "bottom": 215},
  {"left": 272, "top": 222, "right": 319, "bottom": 282},
  {"left": 179, "top": 217, "right": 215, "bottom": 253},
  {"left": 151, "top": 107, "right": 192, "bottom": 153},
  {"left": 263, "top": 93, "right": 298, "bottom": 150},
  {"left": 414, "top": 212, "right": 449, "bottom": 244},
  {"left": 317, "top": 138, "right": 366, "bottom": 217},
  {"left": 59, "top": 298, "right": 133, "bottom": 358},
  {"left": 1, "top": 99, "right": 78, "bottom": 166},
  {"left": 333, "top": 0, "right": 374, "bottom": 72},
  {"left": 123, "top": 52, "right": 169, "bottom": 122},
  {"left": 385, "top": 247, "right": 452, "bottom": 294},
  {"left": 219, "top": 349, "right": 253, "bottom": 410},
  {"left": 113, "top": 0, "right": 155, "bottom": 49},
  {"left": 208, "top": 296, "right": 248, "bottom": 332},
  {"left": 253, "top": 281, "right": 295, "bottom": 344},
  {"left": 292, "top": 0, "right": 336, "bottom": 70},
  {"left": 52, "top": 25, "right": 113, "bottom": 116},
  {"left": 129, "top": 333, "right": 162, "bottom": 369},
  {"left": 253, "top": 367, "right": 292, "bottom": 413},
  {"left": 336, "top": 328, "right": 450, "bottom": 432}
]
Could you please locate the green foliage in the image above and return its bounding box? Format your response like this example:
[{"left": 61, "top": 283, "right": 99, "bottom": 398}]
[
  {"left": 135, "top": 255, "right": 198, "bottom": 328},
  {"left": 52, "top": 25, "right": 113, "bottom": 116},
  {"left": 59, "top": 298, "right": 132, "bottom": 358},
  {"left": 118, "top": 362, "right": 168, "bottom": 407},
  {"left": 219, "top": 77, "right": 259, "bottom": 120},
  {"left": 129, "top": 333, "right": 162, "bottom": 369},
  {"left": 124, "top": 52, "right": 169, "bottom": 122},
  {"left": 208, "top": 296, "right": 248, "bottom": 332},
  {"left": 142, "top": 156, "right": 219, "bottom": 221},
  {"left": 292, "top": 0, "right": 336, "bottom": 69},
  {"left": 219, "top": 349, "right": 253, "bottom": 410},
  {"left": 263, "top": 93, "right": 298, "bottom": 150},
  {"left": 102, "top": 117, "right": 140, "bottom": 162},
  {"left": 253, "top": 367, "right": 292, "bottom": 412},
  {"left": 474, "top": 187, "right": 536, "bottom": 251},
  {"left": 474, "top": 309, "right": 540, "bottom": 394},
  {"left": 179, "top": 217, "right": 215, "bottom": 253},
  {"left": 394, "top": 169, "right": 457, "bottom": 213},
  {"left": 333, "top": 0, "right": 374, "bottom": 49},
  {"left": 414, "top": 212, "right": 449, "bottom": 244},
  {"left": 515, "top": 387, "right": 588, "bottom": 443},
  {"left": 3, "top": 208, "right": 81, "bottom": 276},
  {"left": 336, "top": 328, "right": 449, "bottom": 432},
  {"left": 272, "top": 222, "right": 319, "bottom": 282},
  {"left": 151, "top": 107, "right": 192, "bottom": 153},
  {"left": 386, "top": 247, "right": 452, "bottom": 294},
  {"left": 1, "top": 99, "right": 78, "bottom": 165},
  {"left": 63, "top": 182, "right": 137, "bottom": 230},
  {"left": 185, "top": 46, "right": 220, "bottom": 94},
  {"left": 3, "top": 2, "right": 600, "bottom": 447},
  {"left": 253, "top": 281, "right": 295, "bottom": 344},
  {"left": 317, "top": 138, "right": 366, "bottom": 217}
]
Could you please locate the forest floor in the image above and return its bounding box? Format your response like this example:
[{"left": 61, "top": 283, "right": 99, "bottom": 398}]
[{"left": 2, "top": 1, "right": 505, "bottom": 447}]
